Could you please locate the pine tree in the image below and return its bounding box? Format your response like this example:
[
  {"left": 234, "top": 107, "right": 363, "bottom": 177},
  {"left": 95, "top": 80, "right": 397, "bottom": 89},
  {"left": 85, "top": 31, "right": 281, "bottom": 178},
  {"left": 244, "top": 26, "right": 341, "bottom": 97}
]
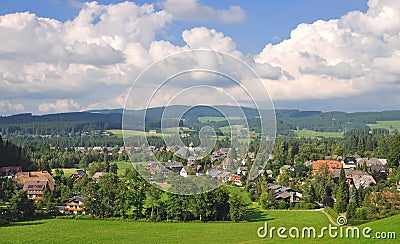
[
  {"left": 335, "top": 166, "right": 349, "bottom": 213},
  {"left": 346, "top": 200, "right": 357, "bottom": 219}
]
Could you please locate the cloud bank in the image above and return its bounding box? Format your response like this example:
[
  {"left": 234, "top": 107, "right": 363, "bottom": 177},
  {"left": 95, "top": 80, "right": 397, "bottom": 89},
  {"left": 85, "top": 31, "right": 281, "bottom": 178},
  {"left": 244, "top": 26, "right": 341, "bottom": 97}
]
[{"left": 0, "top": 0, "right": 399, "bottom": 114}]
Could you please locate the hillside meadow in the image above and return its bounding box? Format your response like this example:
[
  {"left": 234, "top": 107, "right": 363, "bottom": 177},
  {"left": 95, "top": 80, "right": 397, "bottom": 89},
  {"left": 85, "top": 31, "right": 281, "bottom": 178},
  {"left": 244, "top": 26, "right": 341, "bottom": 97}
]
[{"left": 1, "top": 211, "right": 398, "bottom": 243}]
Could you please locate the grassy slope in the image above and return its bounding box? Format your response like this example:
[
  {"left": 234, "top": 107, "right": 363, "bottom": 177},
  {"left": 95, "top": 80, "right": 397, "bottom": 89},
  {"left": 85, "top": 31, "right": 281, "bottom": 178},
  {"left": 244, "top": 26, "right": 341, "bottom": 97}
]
[
  {"left": 113, "top": 161, "right": 133, "bottom": 176},
  {"left": 1, "top": 206, "right": 399, "bottom": 243},
  {"left": 2, "top": 213, "right": 398, "bottom": 243},
  {"left": 0, "top": 210, "right": 327, "bottom": 244},
  {"left": 51, "top": 168, "right": 77, "bottom": 177},
  {"left": 293, "top": 129, "right": 344, "bottom": 138},
  {"left": 368, "top": 120, "right": 400, "bottom": 133}
]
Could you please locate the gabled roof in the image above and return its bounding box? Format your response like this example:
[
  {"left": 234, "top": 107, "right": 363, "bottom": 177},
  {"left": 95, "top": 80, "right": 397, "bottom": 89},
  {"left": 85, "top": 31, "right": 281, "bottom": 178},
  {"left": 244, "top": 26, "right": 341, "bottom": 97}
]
[
  {"left": 15, "top": 171, "right": 55, "bottom": 192},
  {"left": 23, "top": 180, "right": 52, "bottom": 193},
  {"left": 332, "top": 168, "right": 370, "bottom": 179},
  {"left": 92, "top": 172, "right": 106, "bottom": 179},
  {"left": 312, "top": 160, "right": 342, "bottom": 172},
  {"left": 67, "top": 196, "right": 84, "bottom": 203},
  {"left": 207, "top": 169, "right": 222, "bottom": 177}
]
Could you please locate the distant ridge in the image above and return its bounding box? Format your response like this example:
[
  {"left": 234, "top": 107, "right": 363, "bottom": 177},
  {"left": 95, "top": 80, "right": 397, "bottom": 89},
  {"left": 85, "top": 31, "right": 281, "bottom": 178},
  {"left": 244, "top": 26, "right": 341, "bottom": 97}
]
[{"left": 1, "top": 106, "right": 400, "bottom": 136}]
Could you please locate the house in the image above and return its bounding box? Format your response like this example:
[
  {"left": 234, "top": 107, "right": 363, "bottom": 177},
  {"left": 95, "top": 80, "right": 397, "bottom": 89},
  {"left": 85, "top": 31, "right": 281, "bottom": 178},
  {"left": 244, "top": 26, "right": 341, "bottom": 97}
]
[
  {"left": 230, "top": 174, "right": 243, "bottom": 186},
  {"left": 0, "top": 166, "right": 22, "bottom": 178},
  {"left": 222, "top": 158, "right": 232, "bottom": 170},
  {"left": 312, "top": 160, "right": 342, "bottom": 173},
  {"left": 15, "top": 171, "right": 55, "bottom": 201},
  {"left": 247, "top": 152, "right": 255, "bottom": 159},
  {"left": 217, "top": 171, "right": 232, "bottom": 183},
  {"left": 180, "top": 166, "right": 189, "bottom": 178},
  {"left": 352, "top": 174, "right": 376, "bottom": 189},
  {"left": 92, "top": 172, "right": 106, "bottom": 182},
  {"left": 65, "top": 196, "right": 86, "bottom": 215},
  {"left": 342, "top": 157, "right": 357, "bottom": 169},
  {"left": 357, "top": 157, "right": 388, "bottom": 181},
  {"left": 332, "top": 169, "right": 376, "bottom": 188},
  {"left": 144, "top": 162, "right": 162, "bottom": 173},
  {"left": 222, "top": 158, "right": 237, "bottom": 170},
  {"left": 70, "top": 169, "right": 87, "bottom": 181},
  {"left": 268, "top": 184, "right": 302, "bottom": 203},
  {"left": 92, "top": 146, "right": 103, "bottom": 152},
  {"left": 187, "top": 156, "right": 196, "bottom": 166},
  {"left": 15, "top": 171, "right": 55, "bottom": 200},
  {"left": 206, "top": 168, "right": 223, "bottom": 178},
  {"left": 237, "top": 166, "right": 248, "bottom": 176},
  {"left": 162, "top": 161, "right": 183, "bottom": 172},
  {"left": 23, "top": 180, "right": 54, "bottom": 201}
]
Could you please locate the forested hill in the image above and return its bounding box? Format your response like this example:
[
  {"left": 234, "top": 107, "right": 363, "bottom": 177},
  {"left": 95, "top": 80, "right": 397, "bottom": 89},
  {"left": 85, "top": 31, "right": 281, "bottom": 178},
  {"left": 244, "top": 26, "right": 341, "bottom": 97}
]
[
  {"left": 276, "top": 109, "right": 400, "bottom": 133},
  {"left": 1, "top": 107, "right": 400, "bottom": 136},
  {"left": 0, "top": 112, "right": 122, "bottom": 135}
]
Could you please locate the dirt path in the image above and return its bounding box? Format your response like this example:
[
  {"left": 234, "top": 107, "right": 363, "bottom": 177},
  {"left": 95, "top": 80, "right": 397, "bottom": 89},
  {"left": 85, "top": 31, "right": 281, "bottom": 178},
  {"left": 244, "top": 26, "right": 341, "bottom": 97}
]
[{"left": 318, "top": 208, "right": 339, "bottom": 226}]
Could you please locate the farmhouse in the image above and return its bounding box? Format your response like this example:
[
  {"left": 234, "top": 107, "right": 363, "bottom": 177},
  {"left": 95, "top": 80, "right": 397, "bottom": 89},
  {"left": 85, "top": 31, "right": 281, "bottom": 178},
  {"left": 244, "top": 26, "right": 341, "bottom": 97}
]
[
  {"left": 342, "top": 157, "right": 357, "bottom": 169},
  {"left": 230, "top": 174, "right": 243, "bottom": 186},
  {"left": 14, "top": 171, "right": 55, "bottom": 201},
  {"left": 161, "top": 161, "right": 183, "bottom": 172},
  {"left": 269, "top": 184, "right": 302, "bottom": 203},
  {"left": 65, "top": 196, "right": 86, "bottom": 215},
  {"left": 70, "top": 169, "right": 87, "bottom": 182}
]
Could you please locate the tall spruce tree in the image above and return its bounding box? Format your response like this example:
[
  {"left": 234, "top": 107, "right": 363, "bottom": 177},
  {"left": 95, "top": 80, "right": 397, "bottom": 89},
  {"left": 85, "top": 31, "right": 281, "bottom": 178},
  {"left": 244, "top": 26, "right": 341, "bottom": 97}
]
[{"left": 335, "top": 166, "right": 349, "bottom": 213}]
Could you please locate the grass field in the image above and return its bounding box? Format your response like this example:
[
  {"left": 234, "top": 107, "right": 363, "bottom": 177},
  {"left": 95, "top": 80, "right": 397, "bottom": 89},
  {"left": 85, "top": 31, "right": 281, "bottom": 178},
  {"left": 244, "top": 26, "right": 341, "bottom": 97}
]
[
  {"left": 108, "top": 129, "right": 146, "bottom": 138},
  {"left": 113, "top": 161, "right": 133, "bottom": 176},
  {"left": 198, "top": 116, "right": 243, "bottom": 123},
  {"left": 219, "top": 125, "right": 246, "bottom": 135},
  {"left": 368, "top": 120, "right": 400, "bottom": 133},
  {"left": 51, "top": 168, "right": 77, "bottom": 177},
  {"left": 1, "top": 212, "right": 398, "bottom": 243},
  {"left": 108, "top": 128, "right": 194, "bottom": 138},
  {"left": 225, "top": 186, "right": 253, "bottom": 206},
  {"left": 293, "top": 129, "right": 344, "bottom": 138}
]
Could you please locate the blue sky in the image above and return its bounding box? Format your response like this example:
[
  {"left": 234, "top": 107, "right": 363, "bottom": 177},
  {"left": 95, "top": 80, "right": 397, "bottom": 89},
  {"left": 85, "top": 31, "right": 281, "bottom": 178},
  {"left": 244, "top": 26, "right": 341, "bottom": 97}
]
[
  {"left": 0, "top": 0, "right": 368, "bottom": 53},
  {"left": 0, "top": 0, "right": 399, "bottom": 114}
]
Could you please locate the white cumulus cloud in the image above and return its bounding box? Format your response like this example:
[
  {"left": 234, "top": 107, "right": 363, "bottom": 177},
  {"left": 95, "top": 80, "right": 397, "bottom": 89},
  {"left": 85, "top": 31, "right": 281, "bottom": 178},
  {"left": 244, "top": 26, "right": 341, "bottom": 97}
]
[
  {"left": 0, "top": 100, "right": 24, "bottom": 115},
  {"left": 255, "top": 0, "right": 400, "bottom": 103},
  {"left": 161, "top": 0, "right": 245, "bottom": 23},
  {"left": 38, "top": 99, "right": 80, "bottom": 113}
]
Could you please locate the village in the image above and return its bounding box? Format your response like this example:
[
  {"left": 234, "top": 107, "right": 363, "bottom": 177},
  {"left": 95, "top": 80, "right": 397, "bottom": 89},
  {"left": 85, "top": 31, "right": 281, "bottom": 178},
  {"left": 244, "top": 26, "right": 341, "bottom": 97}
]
[{"left": 0, "top": 141, "right": 390, "bottom": 214}]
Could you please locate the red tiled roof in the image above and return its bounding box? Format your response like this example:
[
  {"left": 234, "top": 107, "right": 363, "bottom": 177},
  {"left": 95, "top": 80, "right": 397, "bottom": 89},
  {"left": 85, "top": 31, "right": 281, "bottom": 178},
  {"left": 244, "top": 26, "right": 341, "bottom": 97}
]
[{"left": 312, "top": 160, "right": 342, "bottom": 172}]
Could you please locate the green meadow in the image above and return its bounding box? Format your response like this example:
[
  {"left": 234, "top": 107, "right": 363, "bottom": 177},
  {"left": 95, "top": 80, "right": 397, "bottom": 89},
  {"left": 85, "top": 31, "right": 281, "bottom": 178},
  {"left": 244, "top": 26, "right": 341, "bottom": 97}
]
[
  {"left": 368, "top": 120, "right": 400, "bottom": 133},
  {"left": 108, "top": 128, "right": 194, "bottom": 138},
  {"left": 114, "top": 161, "right": 133, "bottom": 176},
  {"left": 1, "top": 212, "right": 398, "bottom": 243},
  {"left": 51, "top": 168, "right": 77, "bottom": 177},
  {"left": 293, "top": 129, "right": 344, "bottom": 138},
  {"left": 198, "top": 116, "right": 242, "bottom": 123}
]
